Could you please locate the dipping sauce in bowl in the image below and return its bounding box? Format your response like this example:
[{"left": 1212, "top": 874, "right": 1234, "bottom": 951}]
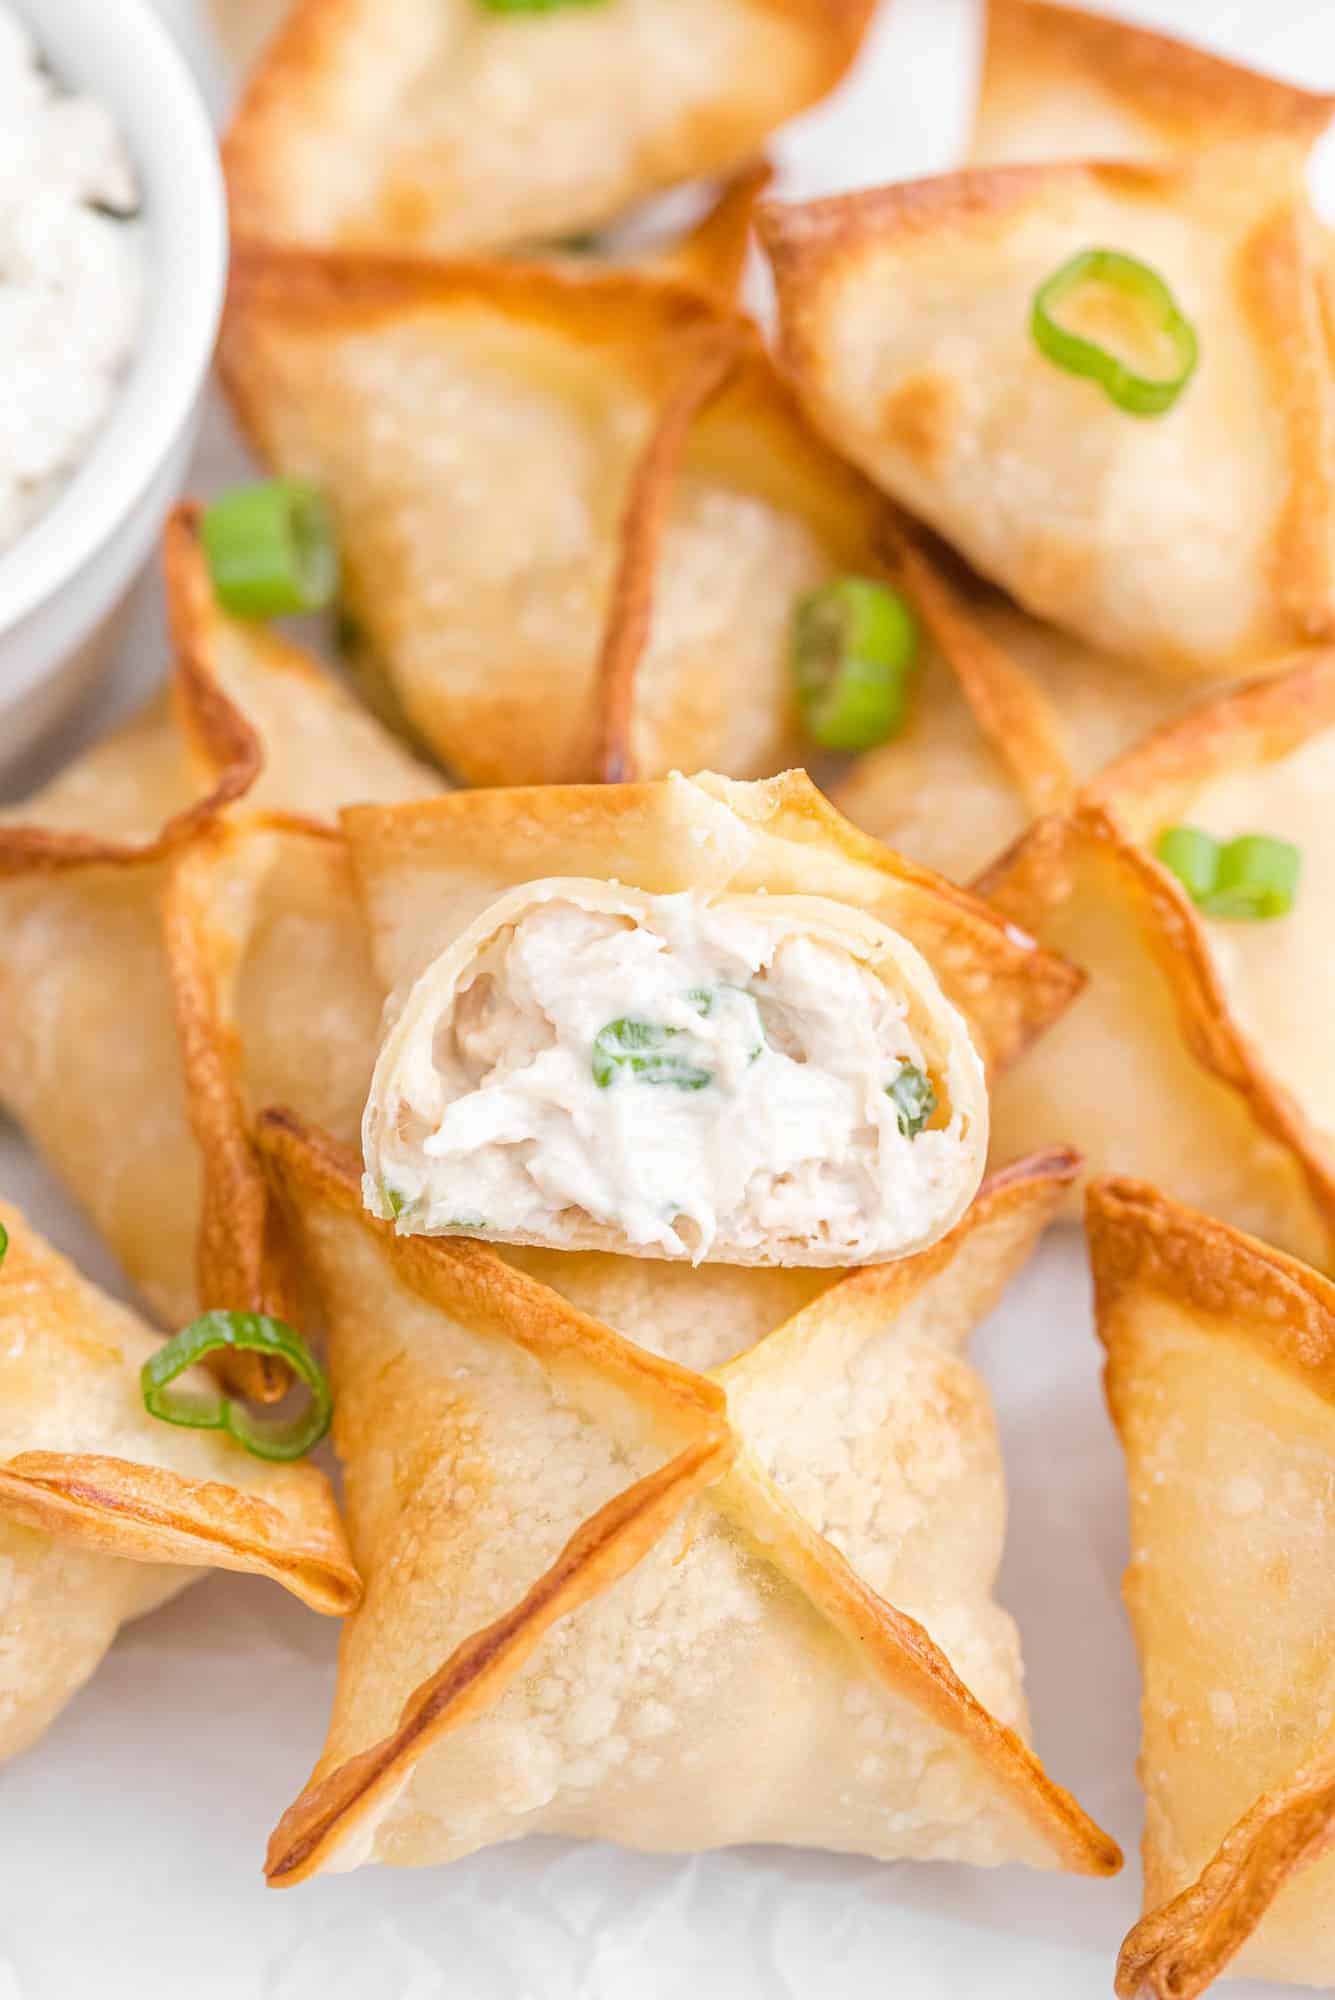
[{"left": 0, "top": 1, "right": 143, "bottom": 554}]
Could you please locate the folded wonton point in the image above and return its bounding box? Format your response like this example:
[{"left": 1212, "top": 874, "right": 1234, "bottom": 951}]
[
  {"left": 0, "top": 1201, "right": 358, "bottom": 1765},
  {"left": 1090, "top": 1177, "right": 1335, "bottom": 1995},
  {"left": 257, "top": 1112, "right": 1119, "bottom": 1886}
]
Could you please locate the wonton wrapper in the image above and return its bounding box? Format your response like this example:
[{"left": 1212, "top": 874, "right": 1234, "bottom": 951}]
[
  {"left": 0, "top": 1201, "right": 357, "bottom": 1763},
  {"left": 1090, "top": 1177, "right": 1335, "bottom": 1994},
  {"left": 362, "top": 874, "right": 989, "bottom": 1266},
  {"left": 831, "top": 522, "right": 1191, "bottom": 883},
  {"left": 343, "top": 768, "right": 1081, "bottom": 1079},
  {"left": 980, "top": 653, "right": 1335, "bottom": 1266},
  {"left": 220, "top": 251, "right": 891, "bottom": 788},
  {"left": 167, "top": 772, "right": 1077, "bottom": 1352},
  {"left": 259, "top": 1114, "right": 1118, "bottom": 1881},
  {"left": 972, "top": 0, "right": 1335, "bottom": 169},
  {"left": 222, "top": 0, "right": 871, "bottom": 260},
  {"left": 0, "top": 509, "right": 437, "bottom": 1351},
  {"left": 761, "top": 150, "right": 1335, "bottom": 677}
]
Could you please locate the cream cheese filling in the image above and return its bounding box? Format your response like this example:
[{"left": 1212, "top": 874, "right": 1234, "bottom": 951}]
[{"left": 364, "top": 890, "right": 980, "bottom": 1263}]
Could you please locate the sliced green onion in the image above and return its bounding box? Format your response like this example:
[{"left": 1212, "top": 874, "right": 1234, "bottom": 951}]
[
  {"left": 477, "top": 0, "right": 607, "bottom": 12},
  {"left": 0, "top": 1221, "right": 7, "bottom": 1267},
  {"left": 1154, "top": 826, "right": 1219, "bottom": 904},
  {"left": 791, "top": 578, "right": 918, "bottom": 753},
  {"left": 886, "top": 1063, "right": 936, "bottom": 1139},
  {"left": 383, "top": 1184, "right": 407, "bottom": 1219},
  {"left": 1155, "top": 825, "right": 1300, "bottom": 920},
  {"left": 200, "top": 480, "right": 339, "bottom": 620},
  {"left": 592, "top": 1018, "right": 712, "bottom": 1092},
  {"left": 1031, "top": 248, "right": 1198, "bottom": 417},
  {"left": 141, "top": 1311, "right": 332, "bottom": 1463}
]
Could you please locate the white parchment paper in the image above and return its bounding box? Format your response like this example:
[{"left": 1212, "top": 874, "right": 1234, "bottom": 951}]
[{"left": 2, "top": 3, "right": 1333, "bottom": 1993}]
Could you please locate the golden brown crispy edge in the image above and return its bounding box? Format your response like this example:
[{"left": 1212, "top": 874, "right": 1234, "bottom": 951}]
[
  {"left": 1089, "top": 1176, "right": 1335, "bottom": 1996},
  {"left": 593, "top": 317, "right": 889, "bottom": 783},
  {"left": 257, "top": 1108, "right": 736, "bottom": 1885},
  {"left": 978, "top": 786, "right": 1335, "bottom": 1260},
  {"left": 341, "top": 768, "right": 1085, "bottom": 1073},
  {"left": 223, "top": 0, "right": 874, "bottom": 252},
  {"left": 0, "top": 1454, "right": 357, "bottom": 1615},
  {"left": 0, "top": 508, "right": 262, "bottom": 876},
  {"left": 654, "top": 159, "right": 774, "bottom": 301},
  {"left": 978, "top": 0, "right": 1335, "bottom": 156},
  {"left": 0, "top": 1204, "right": 358, "bottom": 1613},
  {"left": 759, "top": 158, "right": 1335, "bottom": 663}
]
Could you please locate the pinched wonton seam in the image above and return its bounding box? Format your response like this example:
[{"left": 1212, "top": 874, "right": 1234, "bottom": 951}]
[
  {"left": 222, "top": 0, "right": 871, "bottom": 261},
  {"left": 0, "top": 1202, "right": 358, "bottom": 1618},
  {"left": 973, "top": 0, "right": 1335, "bottom": 167},
  {"left": 259, "top": 1117, "right": 1119, "bottom": 1885},
  {"left": 257, "top": 1111, "right": 736, "bottom": 1884},
  {"left": 1089, "top": 1178, "right": 1335, "bottom": 1998}
]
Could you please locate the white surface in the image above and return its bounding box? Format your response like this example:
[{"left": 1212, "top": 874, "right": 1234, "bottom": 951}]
[
  {"left": 0, "top": 0, "right": 225, "bottom": 779},
  {"left": 2, "top": 3, "right": 1335, "bottom": 1996}
]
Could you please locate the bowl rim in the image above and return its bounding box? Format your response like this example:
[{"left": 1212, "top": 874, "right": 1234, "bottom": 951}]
[{"left": 0, "top": 0, "right": 226, "bottom": 646}]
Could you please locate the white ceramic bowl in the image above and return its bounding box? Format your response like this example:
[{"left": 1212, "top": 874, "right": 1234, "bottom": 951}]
[{"left": 0, "top": 0, "right": 226, "bottom": 781}]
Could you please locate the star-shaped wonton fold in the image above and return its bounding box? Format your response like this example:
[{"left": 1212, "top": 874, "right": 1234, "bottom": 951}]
[
  {"left": 1089, "top": 1178, "right": 1335, "bottom": 1996},
  {"left": 979, "top": 651, "right": 1335, "bottom": 1268},
  {"left": 218, "top": 253, "right": 892, "bottom": 788},
  {"left": 222, "top": 0, "right": 871, "bottom": 261},
  {"left": 971, "top": 0, "right": 1335, "bottom": 170},
  {"left": 0, "top": 1201, "right": 357, "bottom": 1767},
  {"left": 760, "top": 143, "right": 1335, "bottom": 678},
  {"left": 258, "top": 1114, "right": 1118, "bottom": 1881},
  {"left": 0, "top": 510, "right": 438, "bottom": 1380}
]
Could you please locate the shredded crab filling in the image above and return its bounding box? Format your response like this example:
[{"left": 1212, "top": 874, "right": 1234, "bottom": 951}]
[{"left": 368, "top": 895, "right": 966, "bottom": 1260}]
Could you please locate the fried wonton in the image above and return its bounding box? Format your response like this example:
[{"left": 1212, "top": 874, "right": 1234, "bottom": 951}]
[
  {"left": 972, "top": 0, "right": 1335, "bottom": 169},
  {"left": 0, "top": 1201, "right": 357, "bottom": 1764},
  {"left": 981, "top": 653, "right": 1335, "bottom": 1266},
  {"left": 1090, "top": 1177, "right": 1335, "bottom": 1994},
  {"left": 342, "top": 769, "right": 1081, "bottom": 1079},
  {"left": 830, "top": 522, "right": 1190, "bottom": 882},
  {"left": 222, "top": 0, "right": 871, "bottom": 260},
  {"left": 0, "top": 509, "right": 438, "bottom": 1342},
  {"left": 219, "top": 251, "right": 892, "bottom": 787},
  {"left": 257, "top": 1113, "right": 1117, "bottom": 1880},
  {"left": 761, "top": 149, "right": 1335, "bottom": 677}
]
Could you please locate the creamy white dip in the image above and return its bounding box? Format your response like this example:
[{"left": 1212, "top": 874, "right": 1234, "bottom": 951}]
[
  {"left": 365, "top": 892, "right": 977, "bottom": 1264},
  {"left": 0, "top": 6, "right": 142, "bottom": 553}
]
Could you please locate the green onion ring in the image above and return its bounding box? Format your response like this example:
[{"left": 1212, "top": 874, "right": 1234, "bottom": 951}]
[
  {"left": 791, "top": 578, "right": 918, "bottom": 753},
  {"left": 0, "top": 1221, "right": 7, "bottom": 1267},
  {"left": 1031, "top": 249, "right": 1198, "bottom": 417},
  {"left": 141, "top": 1311, "right": 332, "bottom": 1463},
  {"left": 200, "top": 480, "right": 339, "bottom": 620},
  {"left": 886, "top": 1063, "right": 936, "bottom": 1139},
  {"left": 1155, "top": 825, "right": 1300, "bottom": 921}
]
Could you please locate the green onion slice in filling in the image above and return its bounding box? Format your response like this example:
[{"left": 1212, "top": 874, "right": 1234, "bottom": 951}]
[
  {"left": 592, "top": 1018, "right": 713, "bottom": 1091},
  {"left": 200, "top": 479, "right": 339, "bottom": 620},
  {"left": 886, "top": 1063, "right": 936, "bottom": 1139},
  {"left": 1155, "top": 825, "right": 1300, "bottom": 920},
  {"left": 141, "top": 1311, "right": 333, "bottom": 1463},
  {"left": 790, "top": 578, "right": 918, "bottom": 753},
  {"left": 0, "top": 1221, "right": 7, "bottom": 1267},
  {"left": 1031, "top": 248, "right": 1198, "bottom": 417},
  {"left": 476, "top": 0, "right": 608, "bottom": 12}
]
